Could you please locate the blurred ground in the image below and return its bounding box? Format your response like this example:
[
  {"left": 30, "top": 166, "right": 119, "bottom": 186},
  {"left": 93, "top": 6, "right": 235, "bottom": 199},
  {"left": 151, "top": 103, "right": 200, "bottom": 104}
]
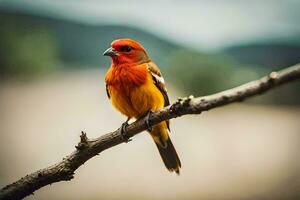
[{"left": 0, "top": 70, "right": 300, "bottom": 200}]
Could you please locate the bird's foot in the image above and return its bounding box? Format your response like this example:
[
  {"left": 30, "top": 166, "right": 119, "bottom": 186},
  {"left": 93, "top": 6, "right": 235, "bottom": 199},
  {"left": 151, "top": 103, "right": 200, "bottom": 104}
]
[
  {"left": 120, "top": 118, "right": 131, "bottom": 143},
  {"left": 145, "top": 110, "right": 153, "bottom": 132}
]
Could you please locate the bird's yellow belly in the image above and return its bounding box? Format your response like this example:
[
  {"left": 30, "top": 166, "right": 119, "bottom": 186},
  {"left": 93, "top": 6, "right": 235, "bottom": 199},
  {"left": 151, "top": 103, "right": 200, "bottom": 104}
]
[{"left": 109, "top": 74, "right": 165, "bottom": 119}]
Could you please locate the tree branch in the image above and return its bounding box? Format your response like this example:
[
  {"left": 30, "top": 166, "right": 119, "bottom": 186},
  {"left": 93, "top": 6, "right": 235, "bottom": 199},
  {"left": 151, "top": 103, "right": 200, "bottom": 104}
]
[{"left": 1, "top": 64, "right": 300, "bottom": 200}]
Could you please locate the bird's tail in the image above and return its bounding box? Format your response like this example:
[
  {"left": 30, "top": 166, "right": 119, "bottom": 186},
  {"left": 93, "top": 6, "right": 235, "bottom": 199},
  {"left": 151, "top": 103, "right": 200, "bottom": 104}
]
[{"left": 151, "top": 122, "right": 181, "bottom": 174}]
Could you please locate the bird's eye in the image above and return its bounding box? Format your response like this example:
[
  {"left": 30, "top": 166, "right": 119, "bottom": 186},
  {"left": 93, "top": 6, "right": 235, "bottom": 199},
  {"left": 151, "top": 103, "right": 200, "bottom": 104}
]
[{"left": 119, "top": 46, "right": 132, "bottom": 52}]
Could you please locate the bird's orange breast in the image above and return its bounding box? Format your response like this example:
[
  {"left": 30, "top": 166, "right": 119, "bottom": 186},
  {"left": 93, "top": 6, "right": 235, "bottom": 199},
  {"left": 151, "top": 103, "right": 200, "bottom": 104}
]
[{"left": 105, "top": 63, "right": 165, "bottom": 118}]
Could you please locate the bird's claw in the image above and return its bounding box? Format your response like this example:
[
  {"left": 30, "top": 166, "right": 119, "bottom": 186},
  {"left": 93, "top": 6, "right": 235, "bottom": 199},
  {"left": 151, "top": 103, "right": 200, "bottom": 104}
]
[
  {"left": 145, "top": 110, "right": 153, "bottom": 132},
  {"left": 120, "top": 119, "right": 131, "bottom": 143}
]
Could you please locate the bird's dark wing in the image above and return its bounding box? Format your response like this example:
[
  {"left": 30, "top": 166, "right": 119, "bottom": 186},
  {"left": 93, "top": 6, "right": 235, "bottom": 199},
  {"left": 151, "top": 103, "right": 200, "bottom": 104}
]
[{"left": 147, "top": 62, "right": 170, "bottom": 130}]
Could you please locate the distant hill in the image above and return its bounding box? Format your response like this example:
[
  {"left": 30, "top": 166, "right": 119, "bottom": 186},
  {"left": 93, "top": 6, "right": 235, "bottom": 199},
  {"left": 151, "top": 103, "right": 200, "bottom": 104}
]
[
  {"left": 222, "top": 42, "right": 300, "bottom": 69},
  {"left": 0, "top": 9, "right": 180, "bottom": 68},
  {"left": 2, "top": 8, "right": 300, "bottom": 69},
  {"left": 1, "top": 8, "right": 299, "bottom": 105}
]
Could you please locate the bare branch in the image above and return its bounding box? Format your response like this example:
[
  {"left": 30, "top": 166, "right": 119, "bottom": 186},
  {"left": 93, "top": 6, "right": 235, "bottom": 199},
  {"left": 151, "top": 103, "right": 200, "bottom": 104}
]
[{"left": 1, "top": 64, "right": 300, "bottom": 200}]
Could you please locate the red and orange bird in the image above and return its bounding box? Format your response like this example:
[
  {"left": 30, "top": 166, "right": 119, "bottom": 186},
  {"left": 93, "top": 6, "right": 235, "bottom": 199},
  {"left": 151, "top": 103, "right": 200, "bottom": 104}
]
[{"left": 103, "top": 38, "right": 181, "bottom": 174}]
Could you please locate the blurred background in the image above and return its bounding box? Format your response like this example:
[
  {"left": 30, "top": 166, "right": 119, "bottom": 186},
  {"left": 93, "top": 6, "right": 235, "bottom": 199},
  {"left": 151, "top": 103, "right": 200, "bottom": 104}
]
[{"left": 0, "top": 0, "right": 300, "bottom": 199}]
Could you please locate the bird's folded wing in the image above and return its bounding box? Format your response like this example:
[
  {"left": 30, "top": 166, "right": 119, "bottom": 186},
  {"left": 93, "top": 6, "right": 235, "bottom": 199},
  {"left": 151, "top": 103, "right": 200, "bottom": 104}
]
[{"left": 147, "top": 62, "right": 170, "bottom": 130}]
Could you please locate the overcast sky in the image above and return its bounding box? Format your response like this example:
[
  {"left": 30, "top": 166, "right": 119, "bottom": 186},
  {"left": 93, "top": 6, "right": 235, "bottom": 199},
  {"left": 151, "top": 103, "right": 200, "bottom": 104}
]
[{"left": 1, "top": 0, "right": 300, "bottom": 50}]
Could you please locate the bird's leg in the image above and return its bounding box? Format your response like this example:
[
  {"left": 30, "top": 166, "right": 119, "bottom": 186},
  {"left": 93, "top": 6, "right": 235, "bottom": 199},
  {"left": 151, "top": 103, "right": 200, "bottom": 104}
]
[
  {"left": 120, "top": 117, "right": 131, "bottom": 142},
  {"left": 145, "top": 110, "right": 153, "bottom": 132}
]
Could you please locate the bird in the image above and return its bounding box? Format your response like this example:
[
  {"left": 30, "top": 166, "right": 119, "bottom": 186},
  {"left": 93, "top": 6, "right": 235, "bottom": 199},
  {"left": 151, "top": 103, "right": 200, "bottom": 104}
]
[{"left": 103, "top": 38, "right": 181, "bottom": 174}]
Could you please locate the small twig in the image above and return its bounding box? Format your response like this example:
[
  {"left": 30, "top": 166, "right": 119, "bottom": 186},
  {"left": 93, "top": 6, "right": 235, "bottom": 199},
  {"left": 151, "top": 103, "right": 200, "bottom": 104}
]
[
  {"left": 75, "top": 131, "right": 89, "bottom": 150},
  {"left": 0, "top": 64, "right": 300, "bottom": 200}
]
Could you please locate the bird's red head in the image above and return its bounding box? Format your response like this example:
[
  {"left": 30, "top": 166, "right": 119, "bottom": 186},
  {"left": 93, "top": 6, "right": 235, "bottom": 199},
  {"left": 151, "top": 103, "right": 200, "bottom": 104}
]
[{"left": 103, "top": 38, "right": 150, "bottom": 65}]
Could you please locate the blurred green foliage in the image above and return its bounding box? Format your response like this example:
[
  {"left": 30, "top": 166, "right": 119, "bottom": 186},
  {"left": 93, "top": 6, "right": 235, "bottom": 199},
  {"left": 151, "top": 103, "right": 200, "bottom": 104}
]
[
  {"left": 163, "top": 49, "right": 263, "bottom": 96},
  {"left": 163, "top": 48, "right": 300, "bottom": 105},
  {"left": 0, "top": 17, "right": 59, "bottom": 78}
]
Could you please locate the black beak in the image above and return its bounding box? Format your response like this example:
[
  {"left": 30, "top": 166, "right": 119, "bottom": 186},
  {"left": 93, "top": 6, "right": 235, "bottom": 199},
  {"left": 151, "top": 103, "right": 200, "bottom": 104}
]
[{"left": 103, "top": 47, "right": 117, "bottom": 57}]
